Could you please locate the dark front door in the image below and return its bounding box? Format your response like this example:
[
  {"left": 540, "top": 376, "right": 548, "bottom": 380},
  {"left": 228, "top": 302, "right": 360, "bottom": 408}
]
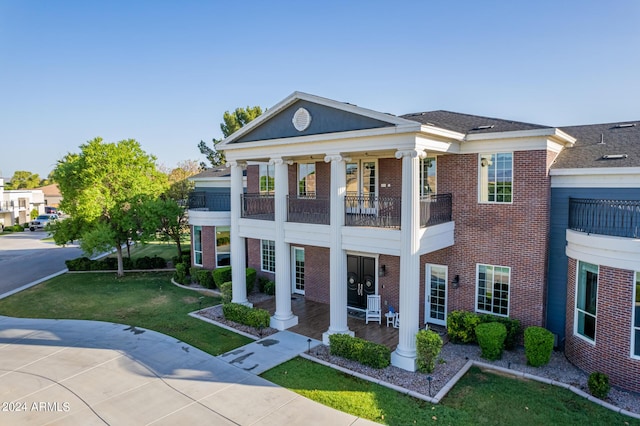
[{"left": 347, "top": 255, "right": 376, "bottom": 309}]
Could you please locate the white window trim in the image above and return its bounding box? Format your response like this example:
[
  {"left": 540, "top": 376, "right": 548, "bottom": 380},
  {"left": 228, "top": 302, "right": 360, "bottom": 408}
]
[
  {"left": 420, "top": 157, "right": 437, "bottom": 197},
  {"left": 573, "top": 261, "right": 598, "bottom": 345},
  {"left": 260, "top": 239, "right": 275, "bottom": 273},
  {"left": 424, "top": 263, "right": 448, "bottom": 325},
  {"left": 259, "top": 163, "right": 275, "bottom": 195},
  {"left": 632, "top": 271, "right": 640, "bottom": 359},
  {"left": 475, "top": 263, "right": 511, "bottom": 317},
  {"left": 297, "top": 162, "right": 316, "bottom": 199},
  {"left": 291, "top": 246, "right": 305, "bottom": 295},
  {"left": 193, "top": 225, "right": 203, "bottom": 267},
  {"left": 478, "top": 152, "right": 514, "bottom": 204}
]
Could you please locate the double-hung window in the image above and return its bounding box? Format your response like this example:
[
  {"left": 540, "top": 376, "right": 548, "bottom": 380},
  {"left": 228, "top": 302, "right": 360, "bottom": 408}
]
[
  {"left": 298, "top": 163, "right": 316, "bottom": 198},
  {"left": 419, "top": 157, "right": 437, "bottom": 196},
  {"left": 633, "top": 272, "right": 640, "bottom": 358},
  {"left": 259, "top": 164, "right": 275, "bottom": 195},
  {"left": 215, "top": 226, "right": 230, "bottom": 267},
  {"left": 261, "top": 239, "right": 275, "bottom": 273},
  {"left": 193, "top": 226, "right": 203, "bottom": 266},
  {"left": 479, "top": 153, "right": 512, "bottom": 203},
  {"left": 476, "top": 264, "right": 510, "bottom": 316},
  {"left": 575, "top": 261, "right": 598, "bottom": 342}
]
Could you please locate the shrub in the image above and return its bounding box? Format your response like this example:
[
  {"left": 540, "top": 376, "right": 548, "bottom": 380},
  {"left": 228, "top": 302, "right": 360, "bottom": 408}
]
[
  {"left": 65, "top": 257, "right": 93, "bottom": 271},
  {"left": 264, "top": 280, "right": 276, "bottom": 295},
  {"left": 5, "top": 224, "right": 25, "bottom": 232},
  {"left": 447, "top": 310, "right": 481, "bottom": 343},
  {"left": 220, "top": 281, "right": 232, "bottom": 304},
  {"left": 258, "top": 276, "right": 270, "bottom": 292},
  {"left": 190, "top": 267, "right": 201, "bottom": 283},
  {"left": 588, "top": 372, "right": 610, "bottom": 399},
  {"left": 329, "top": 334, "right": 391, "bottom": 369},
  {"left": 134, "top": 256, "right": 166, "bottom": 270},
  {"left": 475, "top": 322, "right": 507, "bottom": 360},
  {"left": 246, "top": 268, "right": 257, "bottom": 294},
  {"left": 416, "top": 329, "right": 443, "bottom": 373},
  {"left": 222, "top": 303, "right": 270, "bottom": 329},
  {"left": 174, "top": 263, "right": 188, "bottom": 284},
  {"left": 479, "top": 314, "right": 521, "bottom": 350},
  {"left": 213, "top": 266, "right": 232, "bottom": 287},
  {"left": 524, "top": 326, "right": 554, "bottom": 367},
  {"left": 197, "top": 269, "right": 215, "bottom": 289}
]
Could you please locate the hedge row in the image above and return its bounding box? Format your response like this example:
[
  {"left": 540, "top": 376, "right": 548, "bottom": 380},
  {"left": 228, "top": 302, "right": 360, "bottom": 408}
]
[
  {"left": 329, "top": 333, "right": 391, "bottom": 369},
  {"left": 66, "top": 256, "right": 167, "bottom": 271},
  {"left": 222, "top": 303, "right": 271, "bottom": 329}
]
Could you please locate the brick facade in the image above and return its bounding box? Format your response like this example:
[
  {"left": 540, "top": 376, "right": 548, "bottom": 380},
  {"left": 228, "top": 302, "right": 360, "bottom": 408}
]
[
  {"left": 191, "top": 225, "right": 217, "bottom": 270},
  {"left": 565, "top": 258, "right": 640, "bottom": 393}
]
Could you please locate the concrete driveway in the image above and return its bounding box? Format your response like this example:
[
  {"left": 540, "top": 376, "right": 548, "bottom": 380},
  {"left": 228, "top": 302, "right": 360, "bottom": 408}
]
[{"left": 0, "top": 316, "right": 377, "bottom": 425}]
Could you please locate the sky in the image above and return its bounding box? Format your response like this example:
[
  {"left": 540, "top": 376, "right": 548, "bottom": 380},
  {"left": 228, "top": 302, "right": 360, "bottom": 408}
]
[{"left": 1, "top": 0, "right": 639, "bottom": 179}]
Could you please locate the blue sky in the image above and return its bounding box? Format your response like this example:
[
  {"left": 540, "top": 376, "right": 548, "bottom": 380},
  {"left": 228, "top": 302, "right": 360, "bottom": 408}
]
[{"left": 1, "top": 0, "right": 639, "bottom": 179}]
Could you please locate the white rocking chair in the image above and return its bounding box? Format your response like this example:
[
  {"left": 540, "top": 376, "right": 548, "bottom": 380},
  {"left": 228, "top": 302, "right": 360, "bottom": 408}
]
[{"left": 365, "top": 295, "right": 382, "bottom": 324}]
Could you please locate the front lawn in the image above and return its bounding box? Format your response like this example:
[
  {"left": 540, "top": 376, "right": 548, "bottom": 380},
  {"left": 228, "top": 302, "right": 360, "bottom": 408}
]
[
  {"left": 262, "top": 358, "right": 640, "bottom": 426},
  {"left": 0, "top": 272, "right": 251, "bottom": 355}
]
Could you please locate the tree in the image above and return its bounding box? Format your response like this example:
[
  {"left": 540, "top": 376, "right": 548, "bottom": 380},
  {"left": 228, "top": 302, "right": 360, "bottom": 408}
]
[
  {"left": 5, "top": 171, "right": 41, "bottom": 189},
  {"left": 52, "top": 138, "right": 168, "bottom": 277},
  {"left": 147, "top": 160, "right": 200, "bottom": 258},
  {"left": 198, "top": 106, "right": 263, "bottom": 168}
]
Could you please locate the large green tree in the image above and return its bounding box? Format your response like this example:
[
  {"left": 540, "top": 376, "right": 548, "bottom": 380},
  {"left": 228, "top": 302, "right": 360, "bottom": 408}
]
[
  {"left": 146, "top": 160, "right": 200, "bottom": 257},
  {"left": 198, "top": 106, "right": 263, "bottom": 168},
  {"left": 5, "top": 171, "right": 41, "bottom": 189},
  {"left": 52, "top": 138, "right": 168, "bottom": 276}
]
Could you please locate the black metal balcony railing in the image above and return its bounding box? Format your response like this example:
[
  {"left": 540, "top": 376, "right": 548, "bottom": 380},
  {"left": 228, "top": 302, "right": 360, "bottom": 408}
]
[
  {"left": 420, "top": 193, "right": 453, "bottom": 227},
  {"left": 188, "top": 191, "right": 231, "bottom": 211},
  {"left": 287, "top": 195, "right": 330, "bottom": 225},
  {"left": 241, "top": 193, "right": 274, "bottom": 220},
  {"left": 345, "top": 194, "right": 401, "bottom": 228},
  {"left": 569, "top": 198, "right": 640, "bottom": 239}
]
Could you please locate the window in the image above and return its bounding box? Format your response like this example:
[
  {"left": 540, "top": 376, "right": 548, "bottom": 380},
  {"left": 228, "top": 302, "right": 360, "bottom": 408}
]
[
  {"left": 261, "top": 239, "right": 275, "bottom": 272},
  {"left": 193, "top": 226, "right": 202, "bottom": 266},
  {"left": 420, "top": 157, "right": 437, "bottom": 196},
  {"left": 479, "top": 153, "right": 512, "bottom": 203},
  {"left": 298, "top": 163, "right": 316, "bottom": 198},
  {"left": 216, "top": 226, "right": 230, "bottom": 267},
  {"left": 575, "top": 261, "right": 598, "bottom": 342},
  {"left": 259, "top": 163, "right": 274, "bottom": 195},
  {"left": 633, "top": 272, "right": 640, "bottom": 358},
  {"left": 476, "top": 264, "right": 510, "bottom": 316},
  {"left": 292, "top": 247, "right": 305, "bottom": 294}
]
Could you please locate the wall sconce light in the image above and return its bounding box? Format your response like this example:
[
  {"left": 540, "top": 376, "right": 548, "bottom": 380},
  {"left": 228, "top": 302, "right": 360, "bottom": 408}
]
[
  {"left": 378, "top": 264, "right": 386, "bottom": 277},
  {"left": 451, "top": 275, "right": 460, "bottom": 288}
]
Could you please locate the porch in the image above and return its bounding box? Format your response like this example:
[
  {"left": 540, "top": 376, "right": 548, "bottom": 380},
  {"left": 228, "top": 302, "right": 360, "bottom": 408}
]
[{"left": 254, "top": 296, "right": 400, "bottom": 349}]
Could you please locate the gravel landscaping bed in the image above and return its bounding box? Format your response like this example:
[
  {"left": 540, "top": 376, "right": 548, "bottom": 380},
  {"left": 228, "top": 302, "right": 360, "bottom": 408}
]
[{"left": 195, "top": 297, "right": 640, "bottom": 416}]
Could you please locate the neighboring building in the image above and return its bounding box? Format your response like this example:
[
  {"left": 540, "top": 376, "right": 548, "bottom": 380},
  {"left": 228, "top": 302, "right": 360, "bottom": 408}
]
[
  {"left": 188, "top": 92, "right": 639, "bottom": 392},
  {"left": 36, "top": 183, "right": 62, "bottom": 208},
  {"left": 548, "top": 122, "right": 640, "bottom": 393},
  {"left": 0, "top": 177, "right": 45, "bottom": 226}
]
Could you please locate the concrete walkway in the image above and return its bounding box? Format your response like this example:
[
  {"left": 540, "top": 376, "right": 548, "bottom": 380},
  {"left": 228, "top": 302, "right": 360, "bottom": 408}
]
[{"left": 0, "top": 316, "right": 378, "bottom": 425}]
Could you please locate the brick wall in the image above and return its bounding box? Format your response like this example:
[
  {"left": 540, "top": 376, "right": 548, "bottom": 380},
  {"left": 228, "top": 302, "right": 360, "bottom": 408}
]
[
  {"left": 301, "top": 245, "right": 330, "bottom": 303},
  {"left": 191, "top": 225, "right": 217, "bottom": 270},
  {"left": 565, "top": 258, "right": 640, "bottom": 393}
]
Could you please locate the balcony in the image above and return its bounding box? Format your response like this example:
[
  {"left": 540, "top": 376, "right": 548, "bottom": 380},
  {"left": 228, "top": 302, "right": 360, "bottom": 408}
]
[
  {"left": 345, "top": 194, "right": 401, "bottom": 228},
  {"left": 569, "top": 198, "right": 640, "bottom": 239},
  {"left": 287, "top": 194, "right": 330, "bottom": 225},
  {"left": 420, "top": 193, "right": 452, "bottom": 228},
  {"left": 188, "top": 191, "right": 230, "bottom": 212},
  {"left": 0, "top": 201, "right": 12, "bottom": 212},
  {"left": 241, "top": 193, "right": 274, "bottom": 220}
]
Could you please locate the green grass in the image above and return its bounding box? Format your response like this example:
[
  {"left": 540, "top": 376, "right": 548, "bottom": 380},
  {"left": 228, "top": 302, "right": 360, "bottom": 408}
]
[
  {"left": 111, "top": 240, "right": 183, "bottom": 261},
  {"left": 0, "top": 272, "right": 251, "bottom": 355},
  {"left": 262, "top": 359, "right": 640, "bottom": 426}
]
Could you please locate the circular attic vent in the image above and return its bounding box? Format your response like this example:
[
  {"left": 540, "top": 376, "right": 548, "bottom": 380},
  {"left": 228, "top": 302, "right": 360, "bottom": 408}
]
[{"left": 292, "top": 107, "right": 312, "bottom": 131}]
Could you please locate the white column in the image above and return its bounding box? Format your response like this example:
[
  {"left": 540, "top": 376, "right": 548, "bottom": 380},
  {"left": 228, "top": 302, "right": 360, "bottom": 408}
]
[
  {"left": 228, "top": 161, "right": 250, "bottom": 306},
  {"left": 391, "top": 149, "right": 424, "bottom": 371},
  {"left": 322, "top": 154, "right": 353, "bottom": 344},
  {"left": 270, "top": 157, "right": 298, "bottom": 330}
]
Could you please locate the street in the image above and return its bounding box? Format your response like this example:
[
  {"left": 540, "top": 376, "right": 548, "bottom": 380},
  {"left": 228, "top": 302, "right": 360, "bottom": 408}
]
[{"left": 0, "top": 231, "right": 84, "bottom": 296}]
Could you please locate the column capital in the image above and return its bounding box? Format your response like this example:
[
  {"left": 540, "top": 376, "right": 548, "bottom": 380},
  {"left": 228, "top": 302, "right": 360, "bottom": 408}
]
[
  {"left": 269, "top": 157, "right": 293, "bottom": 166},
  {"left": 394, "top": 149, "right": 426, "bottom": 160},
  {"left": 226, "top": 161, "right": 246, "bottom": 169},
  {"left": 324, "top": 154, "right": 351, "bottom": 163}
]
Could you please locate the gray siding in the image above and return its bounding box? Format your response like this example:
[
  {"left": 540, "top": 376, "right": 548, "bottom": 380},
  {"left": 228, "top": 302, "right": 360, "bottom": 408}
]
[
  {"left": 234, "top": 100, "right": 393, "bottom": 143},
  {"left": 548, "top": 187, "right": 640, "bottom": 346}
]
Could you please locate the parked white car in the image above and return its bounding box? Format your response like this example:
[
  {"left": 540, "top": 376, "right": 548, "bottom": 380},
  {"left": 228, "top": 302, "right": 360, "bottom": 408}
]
[{"left": 29, "top": 214, "right": 58, "bottom": 231}]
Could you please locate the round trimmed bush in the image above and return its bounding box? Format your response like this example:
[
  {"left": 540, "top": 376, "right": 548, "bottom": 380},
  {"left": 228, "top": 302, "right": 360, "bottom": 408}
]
[
  {"left": 475, "top": 322, "right": 506, "bottom": 360},
  {"left": 524, "top": 326, "right": 555, "bottom": 367},
  {"left": 588, "top": 372, "right": 610, "bottom": 399}
]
